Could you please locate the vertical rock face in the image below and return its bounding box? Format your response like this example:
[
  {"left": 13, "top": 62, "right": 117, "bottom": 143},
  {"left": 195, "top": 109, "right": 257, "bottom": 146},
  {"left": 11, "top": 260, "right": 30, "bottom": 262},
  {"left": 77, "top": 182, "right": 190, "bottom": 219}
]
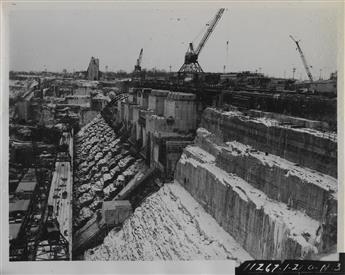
[
  {"left": 84, "top": 183, "right": 253, "bottom": 262},
  {"left": 175, "top": 108, "right": 337, "bottom": 260},
  {"left": 201, "top": 108, "right": 337, "bottom": 177}
]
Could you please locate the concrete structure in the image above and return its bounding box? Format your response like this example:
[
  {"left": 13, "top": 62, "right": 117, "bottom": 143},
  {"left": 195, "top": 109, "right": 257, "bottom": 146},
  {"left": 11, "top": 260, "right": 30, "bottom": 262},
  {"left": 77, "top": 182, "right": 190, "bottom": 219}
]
[
  {"left": 65, "top": 95, "right": 90, "bottom": 105},
  {"left": 164, "top": 92, "right": 197, "bottom": 132},
  {"left": 148, "top": 90, "right": 169, "bottom": 116},
  {"left": 91, "top": 93, "right": 110, "bottom": 111},
  {"left": 16, "top": 99, "right": 31, "bottom": 121},
  {"left": 9, "top": 199, "right": 31, "bottom": 218},
  {"left": 114, "top": 88, "right": 197, "bottom": 178},
  {"left": 15, "top": 181, "right": 37, "bottom": 199},
  {"left": 137, "top": 88, "right": 151, "bottom": 109},
  {"left": 101, "top": 200, "right": 132, "bottom": 226},
  {"left": 68, "top": 79, "right": 338, "bottom": 262}
]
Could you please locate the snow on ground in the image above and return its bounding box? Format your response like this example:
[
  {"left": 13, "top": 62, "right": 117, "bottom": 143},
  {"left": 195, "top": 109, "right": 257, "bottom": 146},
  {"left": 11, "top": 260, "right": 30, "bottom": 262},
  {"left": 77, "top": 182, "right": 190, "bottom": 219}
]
[{"left": 84, "top": 182, "right": 253, "bottom": 263}]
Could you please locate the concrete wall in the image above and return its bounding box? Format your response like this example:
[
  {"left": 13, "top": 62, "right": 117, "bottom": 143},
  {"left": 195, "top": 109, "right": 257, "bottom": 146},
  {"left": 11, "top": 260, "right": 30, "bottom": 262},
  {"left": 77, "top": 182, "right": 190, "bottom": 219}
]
[
  {"left": 164, "top": 92, "right": 197, "bottom": 132},
  {"left": 80, "top": 109, "right": 98, "bottom": 127},
  {"left": 148, "top": 90, "right": 169, "bottom": 116},
  {"left": 138, "top": 88, "right": 151, "bottom": 109},
  {"left": 66, "top": 96, "right": 90, "bottom": 105}
]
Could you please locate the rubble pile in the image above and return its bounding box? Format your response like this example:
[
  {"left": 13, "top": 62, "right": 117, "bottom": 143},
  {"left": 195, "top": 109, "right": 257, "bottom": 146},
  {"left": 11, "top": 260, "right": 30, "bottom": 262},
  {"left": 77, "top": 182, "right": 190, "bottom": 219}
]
[
  {"left": 85, "top": 183, "right": 253, "bottom": 262},
  {"left": 175, "top": 108, "right": 337, "bottom": 260},
  {"left": 73, "top": 115, "right": 146, "bottom": 231}
]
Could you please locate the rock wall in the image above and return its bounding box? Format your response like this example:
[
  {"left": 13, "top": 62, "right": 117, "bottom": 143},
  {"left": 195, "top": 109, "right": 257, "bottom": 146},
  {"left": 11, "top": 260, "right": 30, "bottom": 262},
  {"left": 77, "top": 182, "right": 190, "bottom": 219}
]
[
  {"left": 175, "top": 108, "right": 337, "bottom": 260},
  {"left": 194, "top": 127, "right": 337, "bottom": 221},
  {"left": 201, "top": 108, "right": 337, "bottom": 177}
]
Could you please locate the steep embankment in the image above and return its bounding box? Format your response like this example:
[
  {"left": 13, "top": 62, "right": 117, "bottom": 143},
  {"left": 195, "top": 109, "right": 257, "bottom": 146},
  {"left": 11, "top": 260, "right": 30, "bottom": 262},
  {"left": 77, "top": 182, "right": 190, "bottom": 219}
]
[
  {"left": 175, "top": 108, "right": 337, "bottom": 260},
  {"left": 73, "top": 115, "right": 146, "bottom": 232},
  {"left": 84, "top": 183, "right": 252, "bottom": 262}
]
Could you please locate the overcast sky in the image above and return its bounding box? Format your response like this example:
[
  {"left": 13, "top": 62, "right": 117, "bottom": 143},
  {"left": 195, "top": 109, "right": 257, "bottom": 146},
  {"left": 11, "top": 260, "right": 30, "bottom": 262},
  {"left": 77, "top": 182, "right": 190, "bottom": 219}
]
[{"left": 6, "top": 1, "right": 343, "bottom": 79}]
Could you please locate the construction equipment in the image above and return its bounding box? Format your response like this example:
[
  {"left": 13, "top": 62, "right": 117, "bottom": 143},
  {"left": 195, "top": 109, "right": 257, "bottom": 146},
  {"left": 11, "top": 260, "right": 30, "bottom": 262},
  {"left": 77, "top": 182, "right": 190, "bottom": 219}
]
[
  {"left": 179, "top": 8, "right": 225, "bottom": 74},
  {"left": 289, "top": 35, "right": 314, "bottom": 82},
  {"left": 134, "top": 48, "right": 143, "bottom": 73}
]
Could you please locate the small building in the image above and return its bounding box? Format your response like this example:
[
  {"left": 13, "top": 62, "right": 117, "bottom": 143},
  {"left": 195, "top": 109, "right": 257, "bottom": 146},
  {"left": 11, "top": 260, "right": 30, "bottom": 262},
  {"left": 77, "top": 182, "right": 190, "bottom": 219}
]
[
  {"left": 101, "top": 200, "right": 132, "bottom": 226},
  {"left": 15, "top": 181, "right": 37, "bottom": 199},
  {"left": 9, "top": 199, "right": 31, "bottom": 219}
]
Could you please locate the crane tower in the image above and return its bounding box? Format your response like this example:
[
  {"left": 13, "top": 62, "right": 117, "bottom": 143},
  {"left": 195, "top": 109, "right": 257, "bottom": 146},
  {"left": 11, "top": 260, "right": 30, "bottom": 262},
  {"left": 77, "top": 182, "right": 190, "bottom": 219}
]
[
  {"left": 178, "top": 8, "right": 225, "bottom": 74},
  {"left": 134, "top": 48, "right": 143, "bottom": 73},
  {"left": 289, "top": 35, "right": 314, "bottom": 82}
]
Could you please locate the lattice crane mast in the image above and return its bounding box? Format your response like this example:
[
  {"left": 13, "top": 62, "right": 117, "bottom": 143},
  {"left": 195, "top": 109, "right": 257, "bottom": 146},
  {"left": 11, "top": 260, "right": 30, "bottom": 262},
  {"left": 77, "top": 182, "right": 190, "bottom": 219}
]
[
  {"left": 289, "top": 35, "right": 314, "bottom": 82},
  {"left": 179, "top": 8, "right": 225, "bottom": 73},
  {"left": 134, "top": 48, "right": 143, "bottom": 73}
]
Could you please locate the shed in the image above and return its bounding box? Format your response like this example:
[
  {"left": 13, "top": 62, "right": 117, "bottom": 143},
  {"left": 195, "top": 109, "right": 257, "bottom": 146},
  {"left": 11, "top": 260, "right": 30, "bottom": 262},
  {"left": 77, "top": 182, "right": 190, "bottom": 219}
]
[
  {"left": 15, "top": 181, "right": 37, "bottom": 199},
  {"left": 16, "top": 181, "right": 37, "bottom": 193},
  {"left": 9, "top": 199, "right": 30, "bottom": 216},
  {"left": 102, "top": 200, "right": 132, "bottom": 226}
]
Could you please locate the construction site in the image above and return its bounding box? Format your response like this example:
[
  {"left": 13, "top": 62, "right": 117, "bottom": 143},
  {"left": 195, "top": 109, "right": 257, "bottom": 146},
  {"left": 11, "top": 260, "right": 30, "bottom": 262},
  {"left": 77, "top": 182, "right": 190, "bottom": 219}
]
[{"left": 8, "top": 7, "right": 339, "bottom": 264}]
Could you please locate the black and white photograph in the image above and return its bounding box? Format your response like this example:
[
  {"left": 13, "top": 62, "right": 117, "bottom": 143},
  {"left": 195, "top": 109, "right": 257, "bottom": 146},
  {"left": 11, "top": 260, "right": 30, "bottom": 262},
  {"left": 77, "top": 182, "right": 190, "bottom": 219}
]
[{"left": 1, "top": 1, "right": 344, "bottom": 274}]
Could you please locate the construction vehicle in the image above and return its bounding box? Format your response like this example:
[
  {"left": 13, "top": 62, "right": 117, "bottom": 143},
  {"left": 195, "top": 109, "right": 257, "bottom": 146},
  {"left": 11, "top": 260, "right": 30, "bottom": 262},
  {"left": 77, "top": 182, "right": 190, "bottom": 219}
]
[
  {"left": 178, "top": 8, "right": 225, "bottom": 75},
  {"left": 289, "top": 35, "right": 314, "bottom": 82}
]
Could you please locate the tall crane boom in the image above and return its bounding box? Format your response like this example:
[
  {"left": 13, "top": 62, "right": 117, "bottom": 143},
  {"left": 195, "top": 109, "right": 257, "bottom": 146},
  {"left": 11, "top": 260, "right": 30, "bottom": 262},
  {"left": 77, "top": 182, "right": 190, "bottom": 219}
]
[
  {"left": 179, "top": 8, "right": 225, "bottom": 74},
  {"left": 289, "top": 35, "right": 314, "bottom": 82},
  {"left": 195, "top": 8, "right": 225, "bottom": 56},
  {"left": 134, "top": 48, "right": 143, "bottom": 73}
]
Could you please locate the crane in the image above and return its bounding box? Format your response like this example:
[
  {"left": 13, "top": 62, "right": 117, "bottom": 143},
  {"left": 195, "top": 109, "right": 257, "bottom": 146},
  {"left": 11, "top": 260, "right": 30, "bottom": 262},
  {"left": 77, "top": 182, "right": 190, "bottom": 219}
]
[
  {"left": 134, "top": 48, "right": 143, "bottom": 73},
  {"left": 179, "top": 8, "right": 225, "bottom": 74},
  {"left": 289, "top": 35, "right": 314, "bottom": 82}
]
